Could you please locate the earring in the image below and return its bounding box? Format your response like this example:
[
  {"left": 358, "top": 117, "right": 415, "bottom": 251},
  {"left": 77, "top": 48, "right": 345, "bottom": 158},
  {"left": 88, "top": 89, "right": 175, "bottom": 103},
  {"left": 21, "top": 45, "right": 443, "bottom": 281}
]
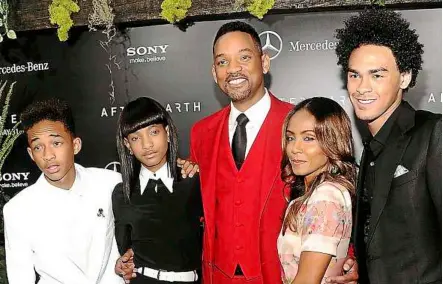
[
  {"left": 129, "top": 150, "right": 133, "bottom": 155},
  {"left": 331, "top": 165, "right": 339, "bottom": 175}
]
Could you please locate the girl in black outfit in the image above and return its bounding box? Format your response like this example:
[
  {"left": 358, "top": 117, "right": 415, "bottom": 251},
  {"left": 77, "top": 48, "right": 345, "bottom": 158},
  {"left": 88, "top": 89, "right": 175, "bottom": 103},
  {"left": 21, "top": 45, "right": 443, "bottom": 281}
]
[{"left": 113, "top": 97, "right": 203, "bottom": 284}]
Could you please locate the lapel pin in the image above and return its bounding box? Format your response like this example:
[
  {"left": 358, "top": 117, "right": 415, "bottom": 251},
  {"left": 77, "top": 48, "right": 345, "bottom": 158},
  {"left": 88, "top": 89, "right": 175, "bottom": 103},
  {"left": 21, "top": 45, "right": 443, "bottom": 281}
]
[{"left": 97, "top": 208, "right": 105, "bottom": 218}]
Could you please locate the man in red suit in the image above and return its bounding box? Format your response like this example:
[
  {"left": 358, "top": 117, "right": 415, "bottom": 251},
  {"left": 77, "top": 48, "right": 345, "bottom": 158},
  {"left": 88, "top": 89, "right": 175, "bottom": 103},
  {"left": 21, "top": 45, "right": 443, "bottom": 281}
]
[
  {"left": 115, "top": 21, "right": 358, "bottom": 284},
  {"left": 189, "top": 21, "right": 291, "bottom": 284}
]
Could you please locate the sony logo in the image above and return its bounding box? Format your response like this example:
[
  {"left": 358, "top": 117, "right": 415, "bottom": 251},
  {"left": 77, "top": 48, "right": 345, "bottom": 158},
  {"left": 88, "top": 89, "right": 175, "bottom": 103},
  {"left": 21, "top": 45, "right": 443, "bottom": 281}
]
[
  {"left": 126, "top": 45, "right": 169, "bottom": 56},
  {"left": 0, "top": 172, "right": 30, "bottom": 182}
]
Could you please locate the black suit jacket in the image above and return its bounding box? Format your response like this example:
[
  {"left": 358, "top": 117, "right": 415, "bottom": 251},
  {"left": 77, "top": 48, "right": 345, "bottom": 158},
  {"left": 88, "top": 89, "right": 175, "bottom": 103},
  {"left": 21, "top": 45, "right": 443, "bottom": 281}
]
[{"left": 354, "top": 102, "right": 442, "bottom": 284}]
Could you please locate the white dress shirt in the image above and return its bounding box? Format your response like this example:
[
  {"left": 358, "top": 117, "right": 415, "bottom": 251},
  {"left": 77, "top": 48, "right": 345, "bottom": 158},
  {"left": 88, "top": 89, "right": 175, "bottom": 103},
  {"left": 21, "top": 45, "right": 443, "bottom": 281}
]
[
  {"left": 229, "top": 88, "right": 271, "bottom": 157},
  {"left": 3, "top": 164, "right": 124, "bottom": 284},
  {"left": 139, "top": 163, "right": 174, "bottom": 194}
]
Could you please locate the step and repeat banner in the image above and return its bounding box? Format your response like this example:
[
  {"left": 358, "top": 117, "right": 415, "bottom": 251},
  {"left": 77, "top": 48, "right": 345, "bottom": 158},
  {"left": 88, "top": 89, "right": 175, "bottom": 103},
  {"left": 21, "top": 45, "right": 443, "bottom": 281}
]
[{"left": 0, "top": 8, "right": 441, "bottom": 196}]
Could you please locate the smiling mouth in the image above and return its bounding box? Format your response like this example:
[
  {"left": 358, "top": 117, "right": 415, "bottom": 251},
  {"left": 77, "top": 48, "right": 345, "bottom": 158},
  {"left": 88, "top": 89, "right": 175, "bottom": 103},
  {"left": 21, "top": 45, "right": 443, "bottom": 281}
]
[
  {"left": 356, "top": 98, "right": 376, "bottom": 105},
  {"left": 227, "top": 77, "right": 248, "bottom": 86}
]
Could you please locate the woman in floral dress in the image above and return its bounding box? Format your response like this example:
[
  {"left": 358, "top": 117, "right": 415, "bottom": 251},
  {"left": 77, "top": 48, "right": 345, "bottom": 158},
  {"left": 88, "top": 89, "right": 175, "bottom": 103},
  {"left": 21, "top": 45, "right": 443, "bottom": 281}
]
[{"left": 278, "top": 97, "right": 356, "bottom": 284}]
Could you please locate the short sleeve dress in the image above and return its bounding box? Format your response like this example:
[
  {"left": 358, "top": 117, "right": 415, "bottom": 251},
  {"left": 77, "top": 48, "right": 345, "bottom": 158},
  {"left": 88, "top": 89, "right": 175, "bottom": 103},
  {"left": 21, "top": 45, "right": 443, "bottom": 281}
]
[{"left": 277, "top": 182, "right": 352, "bottom": 284}]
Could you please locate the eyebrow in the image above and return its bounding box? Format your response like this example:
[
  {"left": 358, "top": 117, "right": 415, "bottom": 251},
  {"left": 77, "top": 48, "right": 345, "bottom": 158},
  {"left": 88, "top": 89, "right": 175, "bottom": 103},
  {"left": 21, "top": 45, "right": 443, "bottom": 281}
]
[
  {"left": 301, "top": 129, "right": 315, "bottom": 134},
  {"left": 239, "top": 48, "right": 254, "bottom": 53},
  {"left": 214, "top": 48, "right": 255, "bottom": 60},
  {"left": 286, "top": 129, "right": 315, "bottom": 134},
  {"left": 214, "top": 53, "right": 225, "bottom": 60},
  {"left": 132, "top": 124, "right": 161, "bottom": 134},
  {"left": 369, "top": 68, "right": 388, "bottom": 73},
  {"left": 30, "top": 133, "right": 62, "bottom": 143},
  {"left": 144, "top": 124, "right": 161, "bottom": 131},
  {"left": 348, "top": 67, "right": 388, "bottom": 74}
]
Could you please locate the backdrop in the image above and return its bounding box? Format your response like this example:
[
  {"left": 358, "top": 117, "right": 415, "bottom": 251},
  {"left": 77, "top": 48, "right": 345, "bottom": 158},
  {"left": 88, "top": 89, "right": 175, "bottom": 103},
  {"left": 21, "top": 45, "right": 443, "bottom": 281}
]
[{"left": 0, "top": 8, "right": 441, "bottom": 196}]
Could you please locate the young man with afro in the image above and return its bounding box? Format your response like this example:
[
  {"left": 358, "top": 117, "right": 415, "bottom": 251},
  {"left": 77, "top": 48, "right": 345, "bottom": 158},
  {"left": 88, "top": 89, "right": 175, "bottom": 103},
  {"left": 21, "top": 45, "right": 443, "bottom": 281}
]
[{"left": 334, "top": 8, "right": 441, "bottom": 284}]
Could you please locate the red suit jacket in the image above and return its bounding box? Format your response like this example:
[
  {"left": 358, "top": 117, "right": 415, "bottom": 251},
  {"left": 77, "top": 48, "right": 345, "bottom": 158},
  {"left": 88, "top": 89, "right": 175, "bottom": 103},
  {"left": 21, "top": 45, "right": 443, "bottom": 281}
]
[{"left": 190, "top": 94, "right": 292, "bottom": 283}]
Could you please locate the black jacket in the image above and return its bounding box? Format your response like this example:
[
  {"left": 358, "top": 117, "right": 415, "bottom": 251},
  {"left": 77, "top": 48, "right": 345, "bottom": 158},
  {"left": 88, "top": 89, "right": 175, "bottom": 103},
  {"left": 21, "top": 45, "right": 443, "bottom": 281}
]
[{"left": 354, "top": 102, "right": 442, "bottom": 284}]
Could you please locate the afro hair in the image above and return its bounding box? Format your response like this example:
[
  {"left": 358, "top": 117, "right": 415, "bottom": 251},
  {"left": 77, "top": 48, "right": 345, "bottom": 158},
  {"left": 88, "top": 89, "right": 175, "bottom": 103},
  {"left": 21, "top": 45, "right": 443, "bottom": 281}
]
[{"left": 335, "top": 8, "right": 424, "bottom": 89}]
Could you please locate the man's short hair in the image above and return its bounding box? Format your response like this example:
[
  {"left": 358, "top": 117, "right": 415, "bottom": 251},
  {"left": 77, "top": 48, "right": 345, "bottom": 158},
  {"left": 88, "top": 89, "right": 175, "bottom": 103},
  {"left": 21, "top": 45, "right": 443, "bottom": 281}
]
[
  {"left": 335, "top": 8, "right": 424, "bottom": 89},
  {"left": 213, "top": 21, "right": 262, "bottom": 55},
  {"left": 20, "top": 98, "right": 76, "bottom": 136}
]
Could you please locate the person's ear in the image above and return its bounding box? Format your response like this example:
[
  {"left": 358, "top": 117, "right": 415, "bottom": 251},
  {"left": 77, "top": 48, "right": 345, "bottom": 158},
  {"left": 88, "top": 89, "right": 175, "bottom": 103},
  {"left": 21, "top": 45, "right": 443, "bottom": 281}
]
[
  {"left": 261, "top": 53, "right": 271, "bottom": 75},
  {"left": 27, "top": 147, "right": 35, "bottom": 162},
  {"left": 400, "top": 70, "right": 412, "bottom": 89},
  {"left": 124, "top": 138, "right": 133, "bottom": 155},
  {"left": 212, "top": 65, "right": 218, "bottom": 84},
  {"left": 73, "top": 137, "right": 82, "bottom": 155}
]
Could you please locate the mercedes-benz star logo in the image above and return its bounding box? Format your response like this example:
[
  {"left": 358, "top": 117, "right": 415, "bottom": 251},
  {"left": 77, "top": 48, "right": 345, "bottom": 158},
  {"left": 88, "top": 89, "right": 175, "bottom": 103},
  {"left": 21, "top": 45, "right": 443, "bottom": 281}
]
[
  {"left": 105, "top": 161, "right": 121, "bottom": 173},
  {"left": 259, "top": 31, "right": 283, "bottom": 60}
]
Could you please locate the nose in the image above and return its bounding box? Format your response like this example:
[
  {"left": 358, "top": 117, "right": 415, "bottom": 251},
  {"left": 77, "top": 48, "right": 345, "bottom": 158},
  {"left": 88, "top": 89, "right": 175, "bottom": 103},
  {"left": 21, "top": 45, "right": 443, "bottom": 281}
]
[
  {"left": 227, "top": 59, "right": 242, "bottom": 74},
  {"left": 42, "top": 147, "right": 55, "bottom": 161},
  {"left": 356, "top": 76, "right": 372, "bottom": 95},
  {"left": 289, "top": 138, "right": 303, "bottom": 155},
  {"left": 141, "top": 136, "right": 154, "bottom": 149}
]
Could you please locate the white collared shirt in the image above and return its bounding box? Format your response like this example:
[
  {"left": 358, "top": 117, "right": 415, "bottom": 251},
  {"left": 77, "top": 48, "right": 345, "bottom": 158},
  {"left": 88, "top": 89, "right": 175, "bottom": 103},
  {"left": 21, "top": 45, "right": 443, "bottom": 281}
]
[
  {"left": 3, "top": 164, "right": 124, "bottom": 284},
  {"left": 139, "top": 162, "right": 174, "bottom": 194},
  {"left": 229, "top": 88, "right": 271, "bottom": 157}
]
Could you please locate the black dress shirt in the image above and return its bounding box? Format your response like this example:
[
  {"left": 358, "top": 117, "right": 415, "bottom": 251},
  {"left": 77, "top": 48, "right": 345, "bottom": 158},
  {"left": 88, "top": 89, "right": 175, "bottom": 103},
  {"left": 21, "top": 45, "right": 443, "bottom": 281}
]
[
  {"left": 356, "top": 103, "right": 403, "bottom": 282},
  {"left": 362, "top": 105, "right": 402, "bottom": 243}
]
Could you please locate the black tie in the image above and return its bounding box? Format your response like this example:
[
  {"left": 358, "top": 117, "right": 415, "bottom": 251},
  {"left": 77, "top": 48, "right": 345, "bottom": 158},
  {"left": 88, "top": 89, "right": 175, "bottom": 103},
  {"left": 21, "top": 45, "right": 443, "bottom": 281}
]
[{"left": 232, "top": 113, "right": 249, "bottom": 170}]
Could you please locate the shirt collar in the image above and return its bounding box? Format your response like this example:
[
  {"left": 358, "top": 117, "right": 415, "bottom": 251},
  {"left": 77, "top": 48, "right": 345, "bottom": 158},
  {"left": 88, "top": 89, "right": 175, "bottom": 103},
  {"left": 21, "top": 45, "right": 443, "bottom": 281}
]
[
  {"left": 36, "top": 163, "right": 85, "bottom": 196},
  {"left": 229, "top": 88, "right": 271, "bottom": 127},
  {"left": 368, "top": 101, "right": 403, "bottom": 158},
  {"left": 139, "top": 162, "right": 174, "bottom": 193}
]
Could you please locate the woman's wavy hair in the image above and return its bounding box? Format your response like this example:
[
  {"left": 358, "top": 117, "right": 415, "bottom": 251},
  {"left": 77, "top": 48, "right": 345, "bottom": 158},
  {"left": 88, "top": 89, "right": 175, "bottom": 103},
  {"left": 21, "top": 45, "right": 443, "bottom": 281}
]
[
  {"left": 116, "top": 97, "right": 179, "bottom": 202},
  {"left": 280, "top": 97, "right": 357, "bottom": 233}
]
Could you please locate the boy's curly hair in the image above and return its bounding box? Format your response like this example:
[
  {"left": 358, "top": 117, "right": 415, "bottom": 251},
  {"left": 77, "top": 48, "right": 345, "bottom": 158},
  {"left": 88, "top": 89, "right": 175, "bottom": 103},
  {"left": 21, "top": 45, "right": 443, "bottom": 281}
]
[
  {"left": 20, "top": 98, "right": 76, "bottom": 137},
  {"left": 335, "top": 9, "right": 424, "bottom": 89}
]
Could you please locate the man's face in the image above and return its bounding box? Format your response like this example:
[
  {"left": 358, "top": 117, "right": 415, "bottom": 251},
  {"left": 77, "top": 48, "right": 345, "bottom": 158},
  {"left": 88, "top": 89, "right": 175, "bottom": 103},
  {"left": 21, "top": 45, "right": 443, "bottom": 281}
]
[
  {"left": 27, "top": 120, "right": 81, "bottom": 187},
  {"left": 212, "top": 31, "right": 270, "bottom": 103},
  {"left": 347, "top": 45, "right": 411, "bottom": 132}
]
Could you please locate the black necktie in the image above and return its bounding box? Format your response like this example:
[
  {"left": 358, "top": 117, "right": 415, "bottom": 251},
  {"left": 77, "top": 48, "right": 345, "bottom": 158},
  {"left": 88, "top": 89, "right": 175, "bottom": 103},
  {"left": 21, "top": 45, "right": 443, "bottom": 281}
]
[{"left": 232, "top": 113, "right": 249, "bottom": 170}]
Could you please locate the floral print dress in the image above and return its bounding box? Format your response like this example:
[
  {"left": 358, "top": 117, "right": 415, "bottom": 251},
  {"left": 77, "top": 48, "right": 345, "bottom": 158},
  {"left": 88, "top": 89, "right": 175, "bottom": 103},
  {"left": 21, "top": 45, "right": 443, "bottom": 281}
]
[{"left": 277, "top": 182, "right": 352, "bottom": 284}]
